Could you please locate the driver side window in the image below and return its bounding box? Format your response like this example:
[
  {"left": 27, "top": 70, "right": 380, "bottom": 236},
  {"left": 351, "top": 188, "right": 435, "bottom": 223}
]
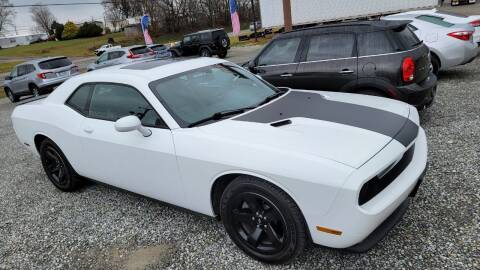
[
  {"left": 97, "top": 52, "right": 109, "bottom": 63},
  {"left": 66, "top": 83, "right": 167, "bottom": 128},
  {"left": 257, "top": 37, "right": 302, "bottom": 66}
]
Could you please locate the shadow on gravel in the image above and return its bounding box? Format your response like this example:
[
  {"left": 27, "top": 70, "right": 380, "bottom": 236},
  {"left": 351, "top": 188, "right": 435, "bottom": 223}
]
[{"left": 437, "top": 69, "right": 475, "bottom": 81}]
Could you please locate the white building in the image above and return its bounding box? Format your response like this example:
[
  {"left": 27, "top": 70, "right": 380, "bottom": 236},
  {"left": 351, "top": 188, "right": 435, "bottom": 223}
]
[{"left": 0, "top": 33, "right": 49, "bottom": 49}]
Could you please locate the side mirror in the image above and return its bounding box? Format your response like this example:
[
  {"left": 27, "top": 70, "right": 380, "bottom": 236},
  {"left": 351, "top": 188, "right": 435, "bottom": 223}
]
[
  {"left": 114, "top": 115, "right": 152, "bottom": 137},
  {"left": 5, "top": 75, "right": 12, "bottom": 80}
]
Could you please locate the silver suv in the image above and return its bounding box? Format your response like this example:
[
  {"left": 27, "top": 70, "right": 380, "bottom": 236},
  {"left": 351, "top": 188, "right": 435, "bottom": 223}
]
[
  {"left": 87, "top": 45, "right": 156, "bottom": 71},
  {"left": 4, "top": 57, "right": 79, "bottom": 103}
]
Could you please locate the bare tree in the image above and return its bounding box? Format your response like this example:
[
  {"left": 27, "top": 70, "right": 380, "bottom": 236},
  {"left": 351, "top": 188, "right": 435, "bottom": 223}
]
[
  {"left": 0, "top": 0, "right": 15, "bottom": 35},
  {"left": 30, "top": 4, "right": 55, "bottom": 34},
  {"left": 104, "top": 3, "right": 124, "bottom": 32}
]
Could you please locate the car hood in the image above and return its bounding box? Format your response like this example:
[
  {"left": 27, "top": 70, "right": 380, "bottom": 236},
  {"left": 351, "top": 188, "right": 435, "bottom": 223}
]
[{"left": 197, "top": 90, "right": 418, "bottom": 168}]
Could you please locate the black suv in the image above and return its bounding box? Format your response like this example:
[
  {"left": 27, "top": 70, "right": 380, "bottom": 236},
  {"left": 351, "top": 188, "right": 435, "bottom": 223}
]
[
  {"left": 244, "top": 20, "right": 437, "bottom": 109},
  {"left": 170, "top": 29, "right": 230, "bottom": 58}
]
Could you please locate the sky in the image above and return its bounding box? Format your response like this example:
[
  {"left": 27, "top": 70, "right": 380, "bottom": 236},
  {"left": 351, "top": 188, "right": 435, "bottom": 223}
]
[{"left": 5, "top": 0, "right": 105, "bottom": 36}]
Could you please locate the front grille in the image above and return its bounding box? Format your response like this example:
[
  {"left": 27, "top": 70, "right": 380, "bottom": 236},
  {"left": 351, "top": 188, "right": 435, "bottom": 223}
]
[{"left": 358, "top": 145, "right": 415, "bottom": 205}]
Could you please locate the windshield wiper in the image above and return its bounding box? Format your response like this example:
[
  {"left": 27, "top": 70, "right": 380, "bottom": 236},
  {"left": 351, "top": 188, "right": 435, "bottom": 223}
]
[
  {"left": 257, "top": 89, "right": 287, "bottom": 106},
  {"left": 188, "top": 107, "right": 255, "bottom": 128}
]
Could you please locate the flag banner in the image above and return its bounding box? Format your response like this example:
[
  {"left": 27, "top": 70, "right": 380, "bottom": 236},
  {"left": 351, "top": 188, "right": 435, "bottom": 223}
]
[
  {"left": 229, "top": 0, "right": 241, "bottom": 35},
  {"left": 141, "top": 15, "right": 153, "bottom": 45}
]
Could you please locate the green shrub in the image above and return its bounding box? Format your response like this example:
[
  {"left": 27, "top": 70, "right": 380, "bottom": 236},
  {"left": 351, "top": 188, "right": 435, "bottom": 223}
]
[{"left": 62, "top": 21, "right": 78, "bottom": 40}]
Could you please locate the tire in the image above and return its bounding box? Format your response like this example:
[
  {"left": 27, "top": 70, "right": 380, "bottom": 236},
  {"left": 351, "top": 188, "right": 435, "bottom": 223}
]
[
  {"left": 220, "top": 37, "right": 229, "bottom": 49},
  {"left": 30, "top": 84, "right": 40, "bottom": 97},
  {"left": 357, "top": 89, "right": 387, "bottom": 97},
  {"left": 39, "top": 138, "right": 81, "bottom": 192},
  {"left": 4, "top": 88, "right": 18, "bottom": 103},
  {"left": 431, "top": 55, "right": 440, "bottom": 76},
  {"left": 220, "top": 176, "right": 307, "bottom": 264},
  {"left": 218, "top": 50, "right": 228, "bottom": 59},
  {"left": 199, "top": 48, "right": 211, "bottom": 57}
]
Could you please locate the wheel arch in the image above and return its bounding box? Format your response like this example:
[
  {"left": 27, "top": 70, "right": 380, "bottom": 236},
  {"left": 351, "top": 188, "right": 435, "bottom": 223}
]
[
  {"left": 199, "top": 45, "right": 213, "bottom": 53},
  {"left": 34, "top": 132, "right": 51, "bottom": 154},
  {"left": 430, "top": 50, "right": 442, "bottom": 69},
  {"left": 28, "top": 82, "right": 39, "bottom": 90},
  {"left": 354, "top": 78, "right": 398, "bottom": 98}
]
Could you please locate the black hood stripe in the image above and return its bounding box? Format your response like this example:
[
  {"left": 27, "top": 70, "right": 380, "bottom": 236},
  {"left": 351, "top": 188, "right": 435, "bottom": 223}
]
[{"left": 234, "top": 91, "right": 418, "bottom": 147}]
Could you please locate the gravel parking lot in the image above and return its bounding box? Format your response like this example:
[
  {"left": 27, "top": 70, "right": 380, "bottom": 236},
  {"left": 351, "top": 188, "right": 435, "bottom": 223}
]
[{"left": 0, "top": 57, "right": 479, "bottom": 269}]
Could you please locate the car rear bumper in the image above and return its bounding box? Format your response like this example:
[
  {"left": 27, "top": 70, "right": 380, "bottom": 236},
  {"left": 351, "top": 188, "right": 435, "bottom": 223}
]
[
  {"left": 36, "top": 73, "right": 79, "bottom": 90},
  {"left": 397, "top": 73, "right": 437, "bottom": 109},
  {"left": 307, "top": 128, "right": 428, "bottom": 250}
]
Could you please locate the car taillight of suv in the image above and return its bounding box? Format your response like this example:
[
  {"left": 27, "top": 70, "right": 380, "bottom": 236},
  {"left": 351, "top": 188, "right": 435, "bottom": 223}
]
[{"left": 402, "top": 57, "right": 415, "bottom": 83}]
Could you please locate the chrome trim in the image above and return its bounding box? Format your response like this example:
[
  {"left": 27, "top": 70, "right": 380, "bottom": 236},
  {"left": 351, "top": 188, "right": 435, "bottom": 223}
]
[{"left": 358, "top": 47, "right": 419, "bottom": 59}]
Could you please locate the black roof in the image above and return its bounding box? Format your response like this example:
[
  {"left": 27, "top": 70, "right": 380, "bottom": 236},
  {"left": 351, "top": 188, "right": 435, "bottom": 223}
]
[
  {"left": 185, "top": 28, "right": 225, "bottom": 36},
  {"left": 280, "top": 20, "right": 412, "bottom": 38}
]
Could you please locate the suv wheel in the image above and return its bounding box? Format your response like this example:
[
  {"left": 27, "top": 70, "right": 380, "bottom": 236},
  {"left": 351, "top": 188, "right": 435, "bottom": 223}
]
[
  {"left": 218, "top": 50, "right": 228, "bottom": 59},
  {"left": 220, "top": 37, "right": 229, "bottom": 48},
  {"left": 200, "top": 48, "right": 211, "bottom": 57},
  {"left": 220, "top": 176, "right": 307, "bottom": 264},
  {"left": 431, "top": 55, "right": 440, "bottom": 76},
  {"left": 5, "top": 88, "right": 18, "bottom": 103},
  {"left": 30, "top": 85, "right": 40, "bottom": 97},
  {"left": 357, "top": 89, "right": 387, "bottom": 97}
]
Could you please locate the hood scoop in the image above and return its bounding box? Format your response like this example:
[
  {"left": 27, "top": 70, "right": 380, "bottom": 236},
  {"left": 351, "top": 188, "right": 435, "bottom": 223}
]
[{"left": 270, "top": 119, "right": 292, "bottom": 127}]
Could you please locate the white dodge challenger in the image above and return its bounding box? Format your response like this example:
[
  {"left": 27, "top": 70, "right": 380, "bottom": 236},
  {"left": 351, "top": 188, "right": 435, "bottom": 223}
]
[{"left": 11, "top": 58, "right": 428, "bottom": 263}]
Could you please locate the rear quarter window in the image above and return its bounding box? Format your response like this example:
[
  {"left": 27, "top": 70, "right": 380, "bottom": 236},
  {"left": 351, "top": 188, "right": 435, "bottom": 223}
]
[
  {"left": 357, "top": 31, "right": 395, "bottom": 56},
  {"left": 392, "top": 27, "right": 421, "bottom": 50},
  {"left": 130, "top": 46, "right": 150, "bottom": 55},
  {"left": 38, "top": 57, "right": 72, "bottom": 69},
  {"left": 416, "top": 15, "right": 454, "bottom": 27}
]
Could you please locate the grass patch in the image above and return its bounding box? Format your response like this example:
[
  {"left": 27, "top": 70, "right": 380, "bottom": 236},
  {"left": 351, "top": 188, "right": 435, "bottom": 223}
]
[
  {"left": 0, "top": 61, "right": 22, "bottom": 74},
  {"left": 0, "top": 32, "right": 185, "bottom": 58}
]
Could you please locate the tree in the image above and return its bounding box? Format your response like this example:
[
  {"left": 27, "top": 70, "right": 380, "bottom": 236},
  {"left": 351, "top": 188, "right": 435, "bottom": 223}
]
[
  {"left": 30, "top": 4, "right": 55, "bottom": 34},
  {"left": 51, "top": 21, "right": 64, "bottom": 40},
  {"left": 0, "top": 0, "right": 15, "bottom": 35},
  {"left": 62, "top": 21, "right": 78, "bottom": 40},
  {"left": 104, "top": 2, "right": 124, "bottom": 32},
  {"left": 77, "top": 22, "right": 103, "bottom": 38}
]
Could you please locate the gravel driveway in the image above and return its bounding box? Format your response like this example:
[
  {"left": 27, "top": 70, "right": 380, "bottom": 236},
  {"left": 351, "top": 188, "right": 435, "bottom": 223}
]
[{"left": 1, "top": 56, "right": 479, "bottom": 269}]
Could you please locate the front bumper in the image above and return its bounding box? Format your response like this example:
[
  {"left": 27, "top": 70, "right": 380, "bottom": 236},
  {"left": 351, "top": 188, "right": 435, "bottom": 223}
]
[
  {"left": 306, "top": 128, "right": 428, "bottom": 250},
  {"left": 398, "top": 73, "right": 437, "bottom": 109}
]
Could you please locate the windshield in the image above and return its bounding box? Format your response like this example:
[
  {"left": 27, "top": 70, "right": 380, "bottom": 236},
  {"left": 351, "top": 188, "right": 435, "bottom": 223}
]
[
  {"left": 149, "top": 64, "right": 277, "bottom": 127},
  {"left": 38, "top": 57, "right": 72, "bottom": 70}
]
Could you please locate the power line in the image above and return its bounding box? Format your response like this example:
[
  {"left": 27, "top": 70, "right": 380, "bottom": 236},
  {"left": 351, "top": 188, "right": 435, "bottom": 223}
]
[{"left": 1, "top": 2, "right": 108, "bottom": 8}]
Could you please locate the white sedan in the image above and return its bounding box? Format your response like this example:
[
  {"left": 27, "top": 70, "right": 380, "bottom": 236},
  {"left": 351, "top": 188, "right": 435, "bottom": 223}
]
[{"left": 11, "top": 58, "right": 428, "bottom": 263}]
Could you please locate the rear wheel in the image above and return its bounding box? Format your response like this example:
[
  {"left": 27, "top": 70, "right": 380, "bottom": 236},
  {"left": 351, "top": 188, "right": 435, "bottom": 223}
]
[
  {"left": 218, "top": 50, "right": 228, "bottom": 59},
  {"left": 30, "top": 84, "right": 40, "bottom": 97},
  {"left": 4, "top": 88, "right": 18, "bottom": 103},
  {"left": 220, "top": 176, "right": 307, "bottom": 264},
  {"left": 39, "top": 138, "right": 81, "bottom": 192},
  {"left": 200, "top": 48, "right": 211, "bottom": 57}
]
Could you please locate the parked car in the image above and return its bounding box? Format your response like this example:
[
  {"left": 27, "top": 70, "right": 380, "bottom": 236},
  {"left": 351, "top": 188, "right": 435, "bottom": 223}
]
[
  {"left": 383, "top": 13, "right": 478, "bottom": 75},
  {"left": 11, "top": 58, "right": 428, "bottom": 264},
  {"left": 244, "top": 20, "right": 437, "bottom": 109},
  {"left": 94, "top": 44, "right": 121, "bottom": 56},
  {"left": 386, "top": 9, "right": 480, "bottom": 48},
  {"left": 169, "top": 29, "right": 230, "bottom": 58},
  {"left": 87, "top": 45, "right": 155, "bottom": 71},
  {"left": 451, "top": 0, "right": 476, "bottom": 6},
  {"left": 4, "top": 57, "right": 80, "bottom": 103},
  {"left": 148, "top": 43, "right": 172, "bottom": 59}
]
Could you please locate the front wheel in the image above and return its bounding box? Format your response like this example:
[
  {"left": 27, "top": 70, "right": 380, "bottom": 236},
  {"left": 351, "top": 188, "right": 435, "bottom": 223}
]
[
  {"left": 5, "top": 88, "right": 18, "bottom": 103},
  {"left": 39, "top": 138, "right": 81, "bottom": 192},
  {"left": 220, "top": 176, "right": 307, "bottom": 264},
  {"left": 199, "top": 48, "right": 211, "bottom": 57}
]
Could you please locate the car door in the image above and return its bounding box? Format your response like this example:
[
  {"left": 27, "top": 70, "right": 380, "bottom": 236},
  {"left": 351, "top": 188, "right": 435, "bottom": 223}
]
[
  {"left": 294, "top": 32, "right": 358, "bottom": 92},
  {"left": 12, "top": 65, "right": 29, "bottom": 94},
  {"left": 106, "top": 51, "right": 125, "bottom": 67},
  {"left": 72, "top": 83, "right": 185, "bottom": 205},
  {"left": 182, "top": 36, "right": 193, "bottom": 55},
  {"left": 251, "top": 37, "right": 304, "bottom": 88},
  {"left": 94, "top": 52, "right": 110, "bottom": 69}
]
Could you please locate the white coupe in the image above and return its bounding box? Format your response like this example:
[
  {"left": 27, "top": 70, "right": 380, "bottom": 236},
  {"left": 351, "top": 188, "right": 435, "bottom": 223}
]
[{"left": 11, "top": 58, "right": 428, "bottom": 263}]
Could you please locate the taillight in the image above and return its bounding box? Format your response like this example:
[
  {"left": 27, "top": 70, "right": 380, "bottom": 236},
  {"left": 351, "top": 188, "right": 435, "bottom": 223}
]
[
  {"left": 37, "top": 72, "right": 54, "bottom": 79},
  {"left": 447, "top": 31, "right": 474, "bottom": 41},
  {"left": 402, "top": 57, "right": 415, "bottom": 83},
  {"left": 469, "top": 20, "right": 480, "bottom": 27}
]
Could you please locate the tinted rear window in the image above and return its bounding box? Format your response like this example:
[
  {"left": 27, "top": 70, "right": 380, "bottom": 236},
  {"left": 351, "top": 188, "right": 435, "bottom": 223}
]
[
  {"left": 130, "top": 46, "right": 150, "bottom": 55},
  {"left": 306, "top": 33, "right": 355, "bottom": 61},
  {"left": 416, "top": 15, "right": 454, "bottom": 27},
  {"left": 435, "top": 10, "right": 468, "bottom": 18},
  {"left": 38, "top": 57, "right": 72, "bottom": 69},
  {"left": 357, "top": 31, "right": 394, "bottom": 56},
  {"left": 392, "top": 27, "right": 421, "bottom": 50}
]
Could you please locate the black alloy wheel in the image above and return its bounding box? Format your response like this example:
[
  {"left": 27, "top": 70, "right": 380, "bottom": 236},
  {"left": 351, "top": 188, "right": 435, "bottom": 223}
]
[
  {"left": 200, "top": 48, "right": 211, "bottom": 57},
  {"left": 39, "top": 139, "right": 80, "bottom": 191},
  {"left": 220, "top": 176, "right": 307, "bottom": 264}
]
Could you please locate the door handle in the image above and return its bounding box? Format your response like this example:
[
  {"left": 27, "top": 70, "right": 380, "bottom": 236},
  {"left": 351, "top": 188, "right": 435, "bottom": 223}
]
[
  {"left": 339, "top": 69, "right": 354, "bottom": 74},
  {"left": 280, "top": 73, "right": 293, "bottom": 77},
  {"left": 83, "top": 127, "right": 94, "bottom": 134}
]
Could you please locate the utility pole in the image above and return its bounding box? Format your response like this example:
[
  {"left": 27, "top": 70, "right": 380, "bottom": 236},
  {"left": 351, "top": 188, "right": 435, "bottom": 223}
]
[
  {"left": 251, "top": 0, "right": 257, "bottom": 42},
  {"left": 282, "top": 0, "right": 292, "bottom": 32}
]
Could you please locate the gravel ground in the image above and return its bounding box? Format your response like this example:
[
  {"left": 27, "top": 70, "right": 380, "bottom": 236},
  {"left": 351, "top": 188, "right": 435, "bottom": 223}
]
[{"left": 1, "top": 58, "right": 480, "bottom": 269}]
